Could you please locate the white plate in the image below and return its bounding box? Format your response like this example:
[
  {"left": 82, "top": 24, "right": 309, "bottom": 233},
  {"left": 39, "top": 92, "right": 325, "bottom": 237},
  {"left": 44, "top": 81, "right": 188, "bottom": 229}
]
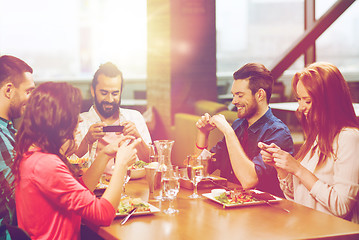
[
  {"left": 202, "top": 189, "right": 282, "bottom": 208},
  {"left": 116, "top": 203, "right": 160, "bottom": 217}
]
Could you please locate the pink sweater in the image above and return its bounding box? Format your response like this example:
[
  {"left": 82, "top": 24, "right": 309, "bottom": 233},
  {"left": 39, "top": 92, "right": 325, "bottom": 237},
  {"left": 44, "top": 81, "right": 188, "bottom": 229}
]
[{"left": 16, "top": 149, "right": 116, "bottom": 240}]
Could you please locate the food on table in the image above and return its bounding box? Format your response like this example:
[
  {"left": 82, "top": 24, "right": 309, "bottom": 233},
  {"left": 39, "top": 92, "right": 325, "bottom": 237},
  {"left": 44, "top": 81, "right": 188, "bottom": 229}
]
[
  {"left": 211, "top": 189, "right": 226, "bottom": 197},
  {"left": 118, "top": 197, "right": 150, "bottom": 214},
  {"left": 129, "top": 160, "right": 148, "bottom": 170},
  {"left": 250, "top": 191, "right": 276, "bottom": 201},
  {"left": 68, "top": 157, "right": 88, "bottom": 165},
  {"left": 128, "top": 160, "right": 148, "bottom": 179},
  {"left": 215, "top": 190, "right": 259, "bottom": 205},
  {"left": 68, "top": 157, "right": 89, "bottom": 176}
]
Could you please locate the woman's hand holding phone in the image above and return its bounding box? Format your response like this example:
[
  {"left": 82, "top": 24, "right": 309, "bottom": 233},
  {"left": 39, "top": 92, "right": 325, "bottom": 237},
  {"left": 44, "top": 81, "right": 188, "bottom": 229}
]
[{"left": 258, "top": 142, "right": 280, "bottom": 166}]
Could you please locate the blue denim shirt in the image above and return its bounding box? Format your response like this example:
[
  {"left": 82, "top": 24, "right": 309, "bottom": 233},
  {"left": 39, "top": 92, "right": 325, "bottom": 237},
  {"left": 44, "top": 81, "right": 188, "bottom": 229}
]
[{"left": 210, "top": 108, "right": 294, "bottom": 198}]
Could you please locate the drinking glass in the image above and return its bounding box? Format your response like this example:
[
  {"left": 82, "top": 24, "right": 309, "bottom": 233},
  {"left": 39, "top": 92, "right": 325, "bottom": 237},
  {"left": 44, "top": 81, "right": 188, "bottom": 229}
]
[
  {"left": 162, "top": 166, "right": 180, "bottom": 214},
  {"left": 149, "top": 143, "right": 158, "bottom": 163},
  {"left": 121, "top": 168, "right": 131, "bottom": 198},
  {"left": 178, "top": 167, "right": 189, "bottom": 179},
  {"left": 147, "top": 143, "right": 162, "bottom": 201},
  {"left": 187, "top": 158, "right": 204, "bottom": 199},
  {"left": 98, "top": 173, "right": 111, "bottom": 189}
]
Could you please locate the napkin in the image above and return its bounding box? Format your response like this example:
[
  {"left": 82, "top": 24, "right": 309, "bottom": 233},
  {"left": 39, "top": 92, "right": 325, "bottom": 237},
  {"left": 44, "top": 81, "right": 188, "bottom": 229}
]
[{"left": 197, "top": 149, "right": 212, "bottom": 160}]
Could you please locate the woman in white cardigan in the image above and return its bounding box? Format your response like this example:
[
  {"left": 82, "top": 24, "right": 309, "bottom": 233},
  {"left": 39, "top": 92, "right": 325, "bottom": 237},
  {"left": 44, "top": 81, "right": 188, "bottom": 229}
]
[{"left": 259, "top": 62, "right": 359, "bottom": 223}]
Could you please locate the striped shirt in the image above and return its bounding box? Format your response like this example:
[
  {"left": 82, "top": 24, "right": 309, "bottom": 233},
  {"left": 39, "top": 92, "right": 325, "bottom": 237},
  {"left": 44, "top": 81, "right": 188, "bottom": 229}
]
[{"left": 0, "top": 117, "right": 16, "bottom": 239}]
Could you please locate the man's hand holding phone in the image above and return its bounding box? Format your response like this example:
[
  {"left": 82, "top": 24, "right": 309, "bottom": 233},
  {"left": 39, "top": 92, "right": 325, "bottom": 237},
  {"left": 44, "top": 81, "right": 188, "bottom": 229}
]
[
  {"left": 103, "top": 125, "right": 124, "bottom": 132},
  {"left": 85, "top": 122, "right": 106, "bottom": 144}
]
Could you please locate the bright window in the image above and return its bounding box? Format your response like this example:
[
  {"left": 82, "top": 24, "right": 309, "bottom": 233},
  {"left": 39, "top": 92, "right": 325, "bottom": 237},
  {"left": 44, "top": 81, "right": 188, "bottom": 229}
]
[
  {"left": 216, "top": 0, "right": 359, "bottom": 77},
  {"left": 0, "top": 0, "right": 147, "bottom": 80},
  {"left": 216, "top": 0, "right": 305, "bottom": 77},
  {"left": 1, "top": 0, "right": 358, "bottom": 83},
  {"left": 316, "top": 0, "right": 359, "bottom": 73}
]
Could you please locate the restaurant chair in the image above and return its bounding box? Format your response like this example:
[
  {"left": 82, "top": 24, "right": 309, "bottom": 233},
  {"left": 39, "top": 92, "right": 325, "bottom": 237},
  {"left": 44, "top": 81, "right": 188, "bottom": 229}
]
[{"left": 5, "top": 224, "right": 31, "bottom": 240}]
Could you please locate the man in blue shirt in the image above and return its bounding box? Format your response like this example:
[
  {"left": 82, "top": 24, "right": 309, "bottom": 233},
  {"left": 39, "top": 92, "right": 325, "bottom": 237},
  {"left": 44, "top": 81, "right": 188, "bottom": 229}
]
[
  {"left": 0, "top": 55, "right": 35, "bottom": 240},
  {"left": 195, "top": 63, "right": 293, "bottom": 197}
]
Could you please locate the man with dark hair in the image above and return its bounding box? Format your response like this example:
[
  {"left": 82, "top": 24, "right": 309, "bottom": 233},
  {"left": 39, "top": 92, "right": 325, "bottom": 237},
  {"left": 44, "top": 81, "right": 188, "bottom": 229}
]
[
  {"left": 75, "top": 62, "right": 151, "bottom": 173},
  {"left": 0, "top": 55, "right": 35, "bottom": 239},
  {"left": 195, "top": 63, "right": 293, "bottom": 197}
]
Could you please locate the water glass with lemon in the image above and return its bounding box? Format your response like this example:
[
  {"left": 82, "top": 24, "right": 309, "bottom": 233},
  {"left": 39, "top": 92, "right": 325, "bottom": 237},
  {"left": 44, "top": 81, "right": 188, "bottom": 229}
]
[{"left": 187, "top": 157, "right": 204, "bottom": 199}]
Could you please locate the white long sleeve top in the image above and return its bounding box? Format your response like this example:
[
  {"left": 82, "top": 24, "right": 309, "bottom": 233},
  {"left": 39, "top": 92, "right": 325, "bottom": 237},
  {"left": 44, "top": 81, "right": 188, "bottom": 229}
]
[{"left": 280, "top": 127, "right": 359, "bottom": 223}]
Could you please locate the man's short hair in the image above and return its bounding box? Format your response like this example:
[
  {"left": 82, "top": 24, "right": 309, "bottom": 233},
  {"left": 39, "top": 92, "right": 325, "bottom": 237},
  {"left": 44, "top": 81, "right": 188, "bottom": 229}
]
[
  {"left": 233, "top": 63, "right": 273, "bottom": 103},
  {"left": 92, "top": 62, "right": 124, "bottom": 92},
  {"left": 0, "top": 55, "right": 33, "bottom": 88}
]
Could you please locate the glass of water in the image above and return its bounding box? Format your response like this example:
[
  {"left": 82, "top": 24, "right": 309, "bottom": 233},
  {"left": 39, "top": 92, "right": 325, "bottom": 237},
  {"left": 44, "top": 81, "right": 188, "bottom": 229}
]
[
  {"left": 162, "top": 166, "right": 180, "bottom": 214},
  {"left": 187, "top": 158, "right": 204, "bottom": 199},
  {"left": 121, "top": 168, "right": 131, "bottom": 198}
]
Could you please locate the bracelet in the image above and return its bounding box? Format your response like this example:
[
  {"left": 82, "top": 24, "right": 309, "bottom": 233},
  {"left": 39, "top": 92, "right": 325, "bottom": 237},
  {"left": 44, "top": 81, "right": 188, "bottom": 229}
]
[{"left": 196, "top": 142, "right": 208, "bottom": 150}]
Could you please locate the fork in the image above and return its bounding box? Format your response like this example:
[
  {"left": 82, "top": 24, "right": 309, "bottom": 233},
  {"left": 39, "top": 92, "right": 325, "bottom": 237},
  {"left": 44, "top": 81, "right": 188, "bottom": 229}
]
[{"left": 120, "top": 207, "right": 137, "bottom": 225}]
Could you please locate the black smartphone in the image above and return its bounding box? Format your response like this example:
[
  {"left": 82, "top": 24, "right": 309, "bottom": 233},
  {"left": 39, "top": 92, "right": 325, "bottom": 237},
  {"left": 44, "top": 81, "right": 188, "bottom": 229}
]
[{"left": 103, "top": 125, "right": 124, "bottom": 132}]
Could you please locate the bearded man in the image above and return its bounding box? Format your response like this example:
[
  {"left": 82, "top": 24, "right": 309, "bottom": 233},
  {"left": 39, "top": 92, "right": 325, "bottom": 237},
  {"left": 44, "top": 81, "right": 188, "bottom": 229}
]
[
  {"left": 195, "top": 63, "right": 293, "bottom": 197},
  {"left": 75, "top": 62, "right": 151, "bottom": 174},
  {"left": 0, "top": 55, "right": 35, "bottom": 239}
]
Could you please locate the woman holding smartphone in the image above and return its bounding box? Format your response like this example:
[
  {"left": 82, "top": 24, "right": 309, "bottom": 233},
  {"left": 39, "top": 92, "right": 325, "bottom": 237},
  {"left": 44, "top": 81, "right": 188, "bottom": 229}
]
[
  {"left": 259, "top": 62, "right": 359, "bottom": 223},
  {"left": 12, "top": 82, "right": 141, "bottom": 239}
]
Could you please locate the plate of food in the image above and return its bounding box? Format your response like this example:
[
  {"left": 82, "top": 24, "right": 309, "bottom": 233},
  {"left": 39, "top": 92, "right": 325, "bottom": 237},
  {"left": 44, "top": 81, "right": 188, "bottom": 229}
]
[
  {"left": 202, "top": 189, "right": 282, "bottom": 208},
  {"left": 116, "top": 197, "right": 160, "bottom": 217},
  {"left": 68, "top": 157, "right": 89, "bottom": 176},
  {"left": 68, "top": 156, "right": 89, "bottom": 167},
  {"left": 129, "top": 160, "right": 148, "bottom": 179}
]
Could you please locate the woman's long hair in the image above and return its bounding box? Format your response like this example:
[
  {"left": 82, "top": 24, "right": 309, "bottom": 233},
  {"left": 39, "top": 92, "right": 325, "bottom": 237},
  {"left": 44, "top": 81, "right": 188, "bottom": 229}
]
[
  {"left": 292, "top": 62, "right": 359, "bottom": 165},
  {"left": 13, "top": 82, "right": 82, "bottom": 179}
]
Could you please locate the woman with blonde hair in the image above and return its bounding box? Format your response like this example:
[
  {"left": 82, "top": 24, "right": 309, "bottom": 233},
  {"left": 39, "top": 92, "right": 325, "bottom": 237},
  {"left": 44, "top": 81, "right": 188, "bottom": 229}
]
[{"left": 259, "top": 62, "right": 359, "bottom": 223}]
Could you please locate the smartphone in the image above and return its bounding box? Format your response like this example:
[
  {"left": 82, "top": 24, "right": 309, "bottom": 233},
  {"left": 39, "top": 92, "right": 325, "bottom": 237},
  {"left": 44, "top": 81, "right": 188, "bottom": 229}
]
[{"left": 103, "top": 125, "right": 124, "bottom": 132}]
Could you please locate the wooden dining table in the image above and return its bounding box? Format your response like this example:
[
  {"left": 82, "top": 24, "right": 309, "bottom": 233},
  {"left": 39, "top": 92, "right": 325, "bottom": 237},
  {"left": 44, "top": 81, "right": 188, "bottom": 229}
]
[{"left": 86, "top": 178, "right": 359, "bottom": 240}]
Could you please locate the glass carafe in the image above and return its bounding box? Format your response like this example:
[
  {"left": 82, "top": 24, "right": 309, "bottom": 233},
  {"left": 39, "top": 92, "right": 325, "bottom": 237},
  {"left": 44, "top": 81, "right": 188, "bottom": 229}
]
[
  {"left": 153, "top": 140, "right": 174, "bottom": 200},
  {"left": 154, "top": 140, "right": 174, "bottom": 171}
]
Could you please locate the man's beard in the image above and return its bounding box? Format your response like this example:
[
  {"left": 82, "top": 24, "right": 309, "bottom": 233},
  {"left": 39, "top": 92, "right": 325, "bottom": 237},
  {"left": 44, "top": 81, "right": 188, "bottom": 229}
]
[
  {"left": 94, "top": 95, "right": 120, "bottom": 118},
  {"left": 237, "top": 100, "right": 258, "bottom": 120},
  {"left": 9, "top": 94, "right": 23, "bottom": 120}
]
